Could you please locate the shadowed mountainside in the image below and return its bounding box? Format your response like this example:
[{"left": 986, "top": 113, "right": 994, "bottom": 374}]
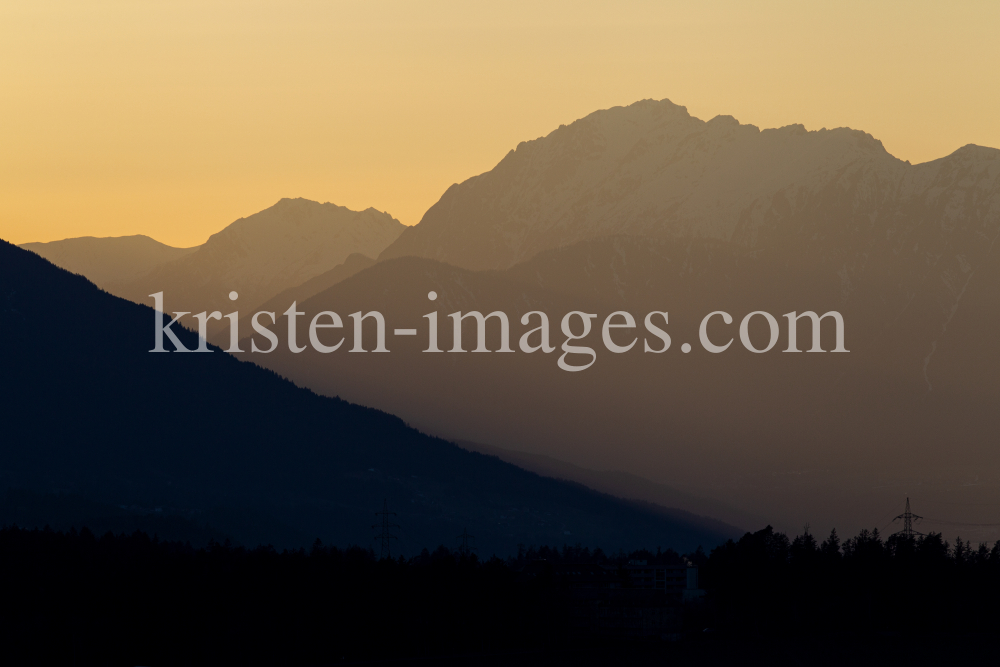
[
  {"left": 453, "top": 440, "right": 761, "bottom": 532},
  {"left": 0, "top": 238, "right": 738, "bottom": 554},
  {"left": 239, "top": 232, "right": 1000, "bottom": 541},
  {"left": 232, "top": 249, "right": 859, "bottom": 535}
]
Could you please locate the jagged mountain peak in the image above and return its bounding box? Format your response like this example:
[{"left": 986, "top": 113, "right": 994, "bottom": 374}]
[
  {"left": 379, "top": 98, "right": 917, "bottom": 270},
  {"left": 208, "top": 198, "right": 401, "bottom": 244}
]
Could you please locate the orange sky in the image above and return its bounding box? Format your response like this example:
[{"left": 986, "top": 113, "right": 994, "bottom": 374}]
[{"left": 2, "top": 1, "right": 998, "bottom": 247}]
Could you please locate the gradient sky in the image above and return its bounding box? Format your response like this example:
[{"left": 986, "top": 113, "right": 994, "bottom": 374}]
[{"left": 2, "top": 1, "right": 998, "bottom": 247}]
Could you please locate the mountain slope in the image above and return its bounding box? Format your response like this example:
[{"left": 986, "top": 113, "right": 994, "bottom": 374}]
[
  {"left": 241, "top": 228, "right": 1000, "bottom": 542},
  {"left": 254, "top": 252, "right": 376, "bottom": 311},
  {"left": 0, "top": 238, "right": 737, "bottom": 554},
  {"left": 454, "top": 440, "right": 761, "bottom": 533},
  {"left": 219, "top": 252, "right": 376, "bottom": 345},
  {"left": 19, "top": 235, "right": 198, "bottom": 289},
  {"left": 119, "top": 198, "right": 405, "bottom": 316},
  {"left": 362, "top": 99, "right": 1000, "bottom": 542},
  {"left": 235, "top": 249, "right": 858, "bottom": 532},
  {"left": 380, "top": 98, "right": 907, "bottom": 270}
]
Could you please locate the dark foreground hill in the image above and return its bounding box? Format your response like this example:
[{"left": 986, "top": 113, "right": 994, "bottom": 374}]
[{"left": 0, "top": 239, "right": 736, "bottom": 554}]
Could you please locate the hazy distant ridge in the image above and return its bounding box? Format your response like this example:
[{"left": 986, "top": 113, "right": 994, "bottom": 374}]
[
  {"left": 19, "top": 235, "right": 198, "bottom": 288},
  {"left": 121, "top": 197, "right": 405, "bottom": 316}
]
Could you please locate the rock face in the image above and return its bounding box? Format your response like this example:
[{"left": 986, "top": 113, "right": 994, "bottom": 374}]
[
  {"left": 122, "top": 198, "right": 405, "bottom": 315},
  {"left": 19, "top": 236, "right": 198, "bottom": 289}
]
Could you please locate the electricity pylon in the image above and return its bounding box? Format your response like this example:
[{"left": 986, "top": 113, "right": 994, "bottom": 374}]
[
  {"left": 372, "top": 499, "right": 400, "bottom": 559},
  {"left": 892, "top": 497, "right": 924, "bottom": 539},
  {"left": 457, "top": 527, "right": 476, "bottom": 556}
]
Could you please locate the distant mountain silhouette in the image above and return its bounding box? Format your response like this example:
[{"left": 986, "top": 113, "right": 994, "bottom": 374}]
[
  {"left": 19, "top": 235, "right": 197, "bottom": 290},
  {"left": 103, "top": 198, "right": 404, "bottom": 316},
  {"left": 0, "top": 238, "right": 737, "bottom": 553},
  {"left": 380, "top": 99, "right": 997, "bottom": 273},
  {"left": 219, "top": 252, "right": 376, "bottom": 345},
  {"left": 17, "top": 99, "right": 1000, "bottom": 543},
  {"left": 239, "top": 97, "right": 1000, "bottom": 541}
]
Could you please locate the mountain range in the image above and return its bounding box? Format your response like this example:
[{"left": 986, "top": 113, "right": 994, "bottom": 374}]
[
  {"left": 380, "top": 100, "right": 909, "bottom": 270},
  {"left": 241, "top": 101, "right": 1000, "bottom": 541},
  {"left": 0, "top": 238, "right": 736, "bottom": 554},
  {"left": 21, "top": 198, "right": 404, "bottom": 317},
  {"left": 14, "top": 98, "right": 1000, "bottom": 543}
]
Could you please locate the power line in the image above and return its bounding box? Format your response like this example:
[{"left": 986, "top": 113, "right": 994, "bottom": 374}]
[
  {"left": 875, "top": 505, "right": 901, "bottom": 531},
  {"left": 920, "top": 519, "right": 1000, "bottom": 528}
]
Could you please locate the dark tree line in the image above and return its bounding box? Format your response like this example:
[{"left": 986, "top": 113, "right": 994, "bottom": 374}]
[
  {"left": 3, "top": 524, "right": 999, "bottom": 666},
  {"left": 0, "top": 526, "right": 567, "bottom": 666},
  {"left": 702, "top": 525, "right": 1000, "bottom": 636},
  {"left": 509, "top": 542, "right": 695, "bottom": 568}
]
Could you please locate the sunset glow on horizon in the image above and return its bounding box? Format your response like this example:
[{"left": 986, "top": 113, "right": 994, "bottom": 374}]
[{"left": 2, "top": 0, "right": 998, "bottom": 247}]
